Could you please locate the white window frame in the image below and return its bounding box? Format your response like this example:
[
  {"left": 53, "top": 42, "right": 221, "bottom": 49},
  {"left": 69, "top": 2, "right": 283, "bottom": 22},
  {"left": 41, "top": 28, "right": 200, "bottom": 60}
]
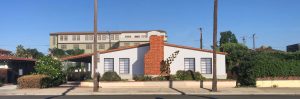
[
  {"left": 184, "top": 58, "right": 195, "bottom": 71},
  {"left": 104, "top": 58, "right": 114, "bottom": 72},
  {"left": 119, "top": 58, "right": 130, "bottom": 74},
  {"left": 201, "top": 58, "right": 212, "bottom": 74}
]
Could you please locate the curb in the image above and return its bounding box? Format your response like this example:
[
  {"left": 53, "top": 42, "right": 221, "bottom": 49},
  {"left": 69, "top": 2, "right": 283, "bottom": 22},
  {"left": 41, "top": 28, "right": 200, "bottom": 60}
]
[{"left": 1, "top": 92, "right": 300, "bottom": 96}]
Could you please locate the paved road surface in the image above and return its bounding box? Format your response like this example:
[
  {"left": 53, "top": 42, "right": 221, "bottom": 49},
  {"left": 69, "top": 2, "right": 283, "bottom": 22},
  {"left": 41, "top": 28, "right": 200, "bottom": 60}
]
[{"left": 0, "top": 95, "right": 300, "bottom": 99}]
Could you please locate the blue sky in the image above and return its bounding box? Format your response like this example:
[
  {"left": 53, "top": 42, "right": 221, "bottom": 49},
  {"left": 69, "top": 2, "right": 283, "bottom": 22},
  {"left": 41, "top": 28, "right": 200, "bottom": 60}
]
[{"left": 0, "top": 0, "right": 299, "bottom": 54}]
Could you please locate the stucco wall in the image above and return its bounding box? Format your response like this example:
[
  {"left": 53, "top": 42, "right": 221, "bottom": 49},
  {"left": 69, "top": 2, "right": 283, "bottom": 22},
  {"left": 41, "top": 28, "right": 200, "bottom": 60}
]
[
  {"left": 97, "top": 46, "right": 149, "bottom": 79},
  {"left": 257, "top": 80, "right": 300, "bottom": 87},
  {"left": 164, "top": 46, "right": 227, "bottom": 79}
]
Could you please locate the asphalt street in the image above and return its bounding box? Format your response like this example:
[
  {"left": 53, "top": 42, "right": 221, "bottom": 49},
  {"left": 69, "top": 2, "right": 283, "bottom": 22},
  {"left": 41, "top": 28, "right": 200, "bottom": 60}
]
[{"left": 0, "top": 95, "right": 300, "bottom": 99}]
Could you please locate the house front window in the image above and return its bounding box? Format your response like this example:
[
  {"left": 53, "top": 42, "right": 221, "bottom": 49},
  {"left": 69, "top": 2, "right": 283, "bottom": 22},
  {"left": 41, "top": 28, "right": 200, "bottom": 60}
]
[
  {"left": 184, "top": 58, "right": 195, "bottom": 71},
  {"left": 104, "top": 58, "right": 114, "bottom": 72},
  {"left": 201, "top": 58, "right": 212, "bottom": 74},
  {"left": 119, "top": 58, "right": 130, "bottom": 74}
]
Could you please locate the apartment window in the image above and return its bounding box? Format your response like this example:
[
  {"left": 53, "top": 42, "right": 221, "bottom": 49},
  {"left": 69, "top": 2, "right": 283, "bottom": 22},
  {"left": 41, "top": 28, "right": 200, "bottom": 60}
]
[
  {"left": 60, "top": 35, "right": 63, "bottom": 41},
  {"left": 98, "top": 35, "right": 101, "bottom": 40},
  {"left": 115, "top": 35, "right": 120, "bottom": 40},
  {"left": 111, "top": 35, "right": 115, "bottom": 40},
  {"left": 134, "top": 42, "right": 140, "bottom": 46},
  {"left": 72, "top": 35, "right": 76, "bottom": 41},
  {"left": 102, "top": 35, "right": 107, "bottom": 40},
  {"left": 85, "top": 35, "right": 88, "bottom": 40},
  {"left": 99, "top": 44, "right": 105, "bottom": 49},
  {"left": 141, "top": 35, "right": 147, "bottom": 38},
  {"left": 201, "top": 58, "right": 212, "bottom": 74},
  {"left": 85, "top": 35, "right": 93, "bottom": 41},
  {"left": 104, "top": 58, "right": 114, "bottom": 72},
  {"left": 119, "top": 58, "right": 130, "bottom": 74},
  {"left": 124, "top": 42, "right": 130, "bottom": 46},
  {"left": 61, "top": 44, "right": 67, "bottom": 49},
  {"left": 125, "top": 35, "right": 131, "bottom": 38},
  {"left": 73, "top": 44, "right": 79, "bottom": 49},
  {"left": 134, "top": 35, "right": 140, "bottom": 38},
  {"left": 184, "top": 58, "right": 195, "bottom": 71},
  {"left": 64, "top": 35, "right": 68, "bottom": 41},
  {"left": 86, "top": 44, "right": 92, "bottom": 49},
  {"left": 77, "top": 35, "right": 80, "bottom": 41}
]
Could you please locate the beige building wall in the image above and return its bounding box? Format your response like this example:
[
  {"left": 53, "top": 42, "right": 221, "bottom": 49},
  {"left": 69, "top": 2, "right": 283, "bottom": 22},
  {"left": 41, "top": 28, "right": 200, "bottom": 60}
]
[{"left": 50, "top": 30, "right": 167, "bottom": 54}]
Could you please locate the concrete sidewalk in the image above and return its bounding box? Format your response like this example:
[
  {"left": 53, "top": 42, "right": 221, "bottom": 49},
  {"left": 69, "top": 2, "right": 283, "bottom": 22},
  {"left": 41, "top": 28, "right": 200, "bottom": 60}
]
[{"left": 1, "top": 86, "right": 300, "bottom": 96}]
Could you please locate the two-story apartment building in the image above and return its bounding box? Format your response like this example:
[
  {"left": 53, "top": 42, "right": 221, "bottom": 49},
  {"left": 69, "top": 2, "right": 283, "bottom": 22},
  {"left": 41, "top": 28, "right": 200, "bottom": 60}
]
[{"left": 50, "top": 30, "right": 167, "bottom": 53}]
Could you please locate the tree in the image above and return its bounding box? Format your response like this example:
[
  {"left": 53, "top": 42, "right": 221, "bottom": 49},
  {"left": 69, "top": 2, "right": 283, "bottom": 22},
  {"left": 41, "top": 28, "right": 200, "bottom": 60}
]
[
  {"left": 35, "top": 56, "right": 65, "bottom": 86},
  {"left": 219, "top": 31, "right": 238, "bottom": 46},
  {"left": 15, "top": 45, "right": 44, "bottom": 59},
  {"left": 49, "top": 48, "right": 66, "bottom": 58},
  {"left": 220, "top": 43, "right": 250, "bottom": 78},
  {"left": 65, "top": 49, "right": 85, "bottom": 56}
]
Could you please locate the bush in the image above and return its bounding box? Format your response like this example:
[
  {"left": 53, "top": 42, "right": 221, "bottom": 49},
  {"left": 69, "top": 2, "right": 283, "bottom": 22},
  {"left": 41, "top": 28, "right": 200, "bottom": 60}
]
[
  {"left": 176, "top": 70, "right": 205, "bottom": 81},
  {"left": 133, "top": 75, "right": 153, "bottom": 81},
  {"left": 237, "top": 51, "right": 300, "bottom": 87},
  {"left": 17, "top": 74, "right": 51, "bottom": 89},
  {"left": 35, "top": 56, "right": 66, "bottom": 86},
  {"left": 100, "top": 71, "right": 121, "bottom": 81}
]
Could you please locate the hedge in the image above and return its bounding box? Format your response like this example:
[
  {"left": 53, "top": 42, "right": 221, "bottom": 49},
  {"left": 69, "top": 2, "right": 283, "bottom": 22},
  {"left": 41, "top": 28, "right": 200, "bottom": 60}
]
[
  {"left": 100, "top": 71, "right": 121, "bottom": 81},
  {"left": 133, "top": 70, "right": 205, "bottom": 81},
  {"left": 17, "top": 74, "right": 52, "bottom": 89},
  {"left": 237, "top": 51, "right": 300, "bottom": 87},
  {"left": 176, "top": 70, "right": 205, "bottom": 81}
]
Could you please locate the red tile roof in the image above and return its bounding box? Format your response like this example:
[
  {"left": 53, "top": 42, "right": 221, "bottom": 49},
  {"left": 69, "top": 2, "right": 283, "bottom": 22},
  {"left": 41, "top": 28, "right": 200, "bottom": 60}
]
[
  {"left": 0, "top": 56, "right": 36, "bottom": 61},
  {"left": 164, "top": 43, "right": 227, "bottom": 55}
]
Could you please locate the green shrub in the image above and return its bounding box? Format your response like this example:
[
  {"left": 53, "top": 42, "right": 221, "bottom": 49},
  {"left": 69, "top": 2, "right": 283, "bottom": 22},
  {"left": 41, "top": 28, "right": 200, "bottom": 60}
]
[
  {"left": 35, "top": 56, "right": 66, "bottom": 86},
  {"left": 100, "top": 71, "right": 121, "bottom": 81},
  {"left": 17, "top": 74, "right": 51, "bottom": 89},
  {"left": 175, "top": 70, "right": 205, "bottom": 81},
  {"left": 237, "top": 51, "right": 300, "bottom": 87},
  {"left": 133, "top": 75, "right": 154, "bottom": 81}
]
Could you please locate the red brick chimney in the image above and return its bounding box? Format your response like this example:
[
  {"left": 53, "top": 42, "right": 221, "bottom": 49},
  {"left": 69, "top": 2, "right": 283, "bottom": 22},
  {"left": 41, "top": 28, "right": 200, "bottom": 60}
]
[{"left": 144, "top": 35, "right": 164, "bottom": 75}]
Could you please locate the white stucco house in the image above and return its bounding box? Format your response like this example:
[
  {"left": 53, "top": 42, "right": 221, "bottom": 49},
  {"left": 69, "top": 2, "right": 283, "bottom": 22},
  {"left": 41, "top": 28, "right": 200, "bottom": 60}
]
[{"left": 62, "top": 35, "right": 227, "bottom": 80}]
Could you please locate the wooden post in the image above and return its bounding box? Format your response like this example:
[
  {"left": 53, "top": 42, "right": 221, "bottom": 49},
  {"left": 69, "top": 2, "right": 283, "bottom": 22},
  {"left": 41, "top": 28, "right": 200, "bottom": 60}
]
[
  {"left": 93, "top": 0, "right": 99, "bottom": 92},
  {"left": 212, "top": 0, "right": 218, "bottom": 92}
]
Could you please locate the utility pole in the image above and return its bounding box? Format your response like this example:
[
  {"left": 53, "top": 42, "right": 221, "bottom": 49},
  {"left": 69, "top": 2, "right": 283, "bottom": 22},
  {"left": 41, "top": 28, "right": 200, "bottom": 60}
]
[
  {"left": 252, "top": 33, "right": 256, "bottom": 50},
  {"left": 200, "top": 28, "right": 203, "bottom": 49},
  {"left": 93, "top": 0, "right": 99, "bottom": 92},
  {"left": 242, "top": 36, "right": 246, "bottom": 45},
  {"left": 212, "top": 0, "right": 218, "bottom": 92}
]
